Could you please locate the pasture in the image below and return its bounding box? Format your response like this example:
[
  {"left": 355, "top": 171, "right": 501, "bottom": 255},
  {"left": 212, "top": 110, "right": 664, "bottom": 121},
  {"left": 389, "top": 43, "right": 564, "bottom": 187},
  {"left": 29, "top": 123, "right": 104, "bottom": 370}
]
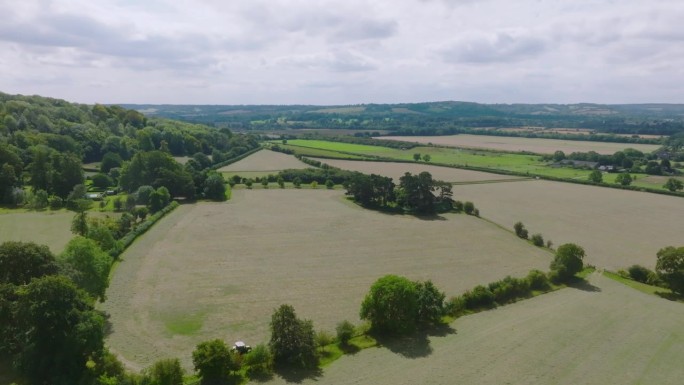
[
  {"left": 0, "top": 210, "right": 75, "bottom": 253},
  {"left": 451, "top": 180, "right": 684, "bottom": 270},
  {"left": 217, "top": 149, "right": 310, "bottom": 173},
  {"left": 380, "top": 134, "right": 662, "bottom": 155},
  {"left": 310, "top": 158, "right": 526, "bottom": 184},
  {"left": 102, "top": 189, "right": 552, "bottom": 370},
  {"left": 264, "top": 273, "right": 684, "bottom": 385}
]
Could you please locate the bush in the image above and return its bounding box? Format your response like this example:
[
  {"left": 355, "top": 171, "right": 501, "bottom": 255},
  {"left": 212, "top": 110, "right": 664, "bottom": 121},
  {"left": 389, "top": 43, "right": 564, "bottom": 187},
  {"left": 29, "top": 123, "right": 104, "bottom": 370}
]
[
  {"left": 627, "top": 265, "right": 653, "bottom": 283},
  {"left": 146, "top": 358, "right": 184, "bottom": 385},
  {"left": 192, "top": 339, "right": 238, "bottom": 385},
  {"left": 526, "top": 269, "right": 551, "bottom": 291},
  {"left": 49, "top": 195, "right": 63, "bottom": 210},
  {"left": 488, "top": 276, "right": 531, "bottom": 304},
  {"left": 135, "top": 185, "right": 155, "bottom": 205},
  {"left": 293, "top": 177, "right": 302, "bottom": 188},
  {"left": 463, "top": 201, "right": 474, "bottom": 215},
  {"left": 531, "top": 233, "right": 544, "bottom": 247},
  {"left": 325, "top": 179, "right": 334, "bottom": 189},
  {"left": 335, "top": 321, "right": 355, "bottom": 346},
  {"left": 243, "top": 344, "right": 273, "bottom": 378},
  {"left": 91, "top": 173, "right": 113, "bottom": 189},
  {"left": 514, "top": 221, "right": 528, "bottom": 239},
  {"left": 461, "top": 285, "right": 496, "bottom": 310},
  {"left": 445, "top": 296, "right": 466, "bottom": 317},
  {"left": 453, "top": 200, "right": 464, "bottom": 212},
  {"left": 415, "top": 280, "right": 446, "bottom": 324}
]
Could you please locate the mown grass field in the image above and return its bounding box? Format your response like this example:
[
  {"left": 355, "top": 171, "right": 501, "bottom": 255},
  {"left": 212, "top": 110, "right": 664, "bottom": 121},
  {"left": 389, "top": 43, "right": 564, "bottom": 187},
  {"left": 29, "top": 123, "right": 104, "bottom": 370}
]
[
  {"left": 0, "top": 210, "right": 75, "bottom": 253},
  {"left": 380, "top": 134, "right": 662, "bottom": 155},
  {"left": 263, "top": 273, "right": 684, "bottom": 385},
  {"left": 102, "top": 189, "right": 552, "bottom": 370},
  {"left": 451, "top": 180, "right": 684, "bottom": 270}
]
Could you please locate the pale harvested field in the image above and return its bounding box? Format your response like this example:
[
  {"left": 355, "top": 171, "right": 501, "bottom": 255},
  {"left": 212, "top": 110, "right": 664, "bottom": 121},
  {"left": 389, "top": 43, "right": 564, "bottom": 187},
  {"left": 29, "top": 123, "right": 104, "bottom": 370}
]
[
  {"left": 263, "top": 273, "right": 684, "bottom": 385},
  {"left": 310, "top": 158, "right": 524, "bottom": 183},
  {"left": 0, "top": 210, "right": 74, "bottom": 253},
  {"left": 218, "top": 149, "right": 310, "bottom": 172},
  {"left": 380, "top": 134, "right": 661, "bottom": 155},
  {"left": 452, "top": 180, "right": 684, "bottom": 270},
  {"left": 102, "top": 189, "right": 551, "bottom": 370}
]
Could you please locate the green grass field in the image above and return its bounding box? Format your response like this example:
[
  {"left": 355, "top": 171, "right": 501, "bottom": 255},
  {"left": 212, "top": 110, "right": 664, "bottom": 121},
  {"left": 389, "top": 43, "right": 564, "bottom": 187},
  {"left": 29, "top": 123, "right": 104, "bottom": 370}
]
[{"left": 279, "top": 140, "right": 679, "bottom": 191}]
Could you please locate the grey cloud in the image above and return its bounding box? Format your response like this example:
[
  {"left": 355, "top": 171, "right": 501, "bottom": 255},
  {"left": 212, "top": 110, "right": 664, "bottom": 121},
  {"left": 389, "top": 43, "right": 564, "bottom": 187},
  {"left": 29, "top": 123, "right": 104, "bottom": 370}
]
[
  {"left": 441, "top": 32, "right": 547, "bottom": 64},
  {"left": 279, "top": 50, "right": 377, "bottom": 72}
]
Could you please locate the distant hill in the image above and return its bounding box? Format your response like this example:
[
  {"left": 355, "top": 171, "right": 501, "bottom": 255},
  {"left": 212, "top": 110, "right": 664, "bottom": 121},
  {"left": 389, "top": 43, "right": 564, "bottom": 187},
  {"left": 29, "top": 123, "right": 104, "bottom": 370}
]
[{"left": 121, "top": 101, "right": 684, "bottom": 136}]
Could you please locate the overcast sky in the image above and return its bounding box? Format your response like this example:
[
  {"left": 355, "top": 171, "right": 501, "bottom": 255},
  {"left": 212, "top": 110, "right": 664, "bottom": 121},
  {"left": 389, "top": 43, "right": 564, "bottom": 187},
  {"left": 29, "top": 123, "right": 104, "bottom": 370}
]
[{"left": 1, "top": 0, "right": 683, "bottom": 105}]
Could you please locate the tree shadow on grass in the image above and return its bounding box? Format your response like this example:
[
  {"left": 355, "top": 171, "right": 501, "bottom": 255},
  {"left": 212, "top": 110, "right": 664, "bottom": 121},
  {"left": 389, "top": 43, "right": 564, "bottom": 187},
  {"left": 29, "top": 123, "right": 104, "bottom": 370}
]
[
  {"left": 655, "top": 292, "right": 684, "bottom": 302},
  {"left": 274, "top": 366, "right": 323, "bottom": 384},
  {"left": 567, "top": 278, "right": 602, "bottom": 292},
  {"left": 372, "top": 323, "right": 456, "bottom": 359},
  {"left": 247, "top": 371, "right": 274, "bottom": 383},
  {"left": 339, "top": 343, "right": 361, "bottom": 355}
]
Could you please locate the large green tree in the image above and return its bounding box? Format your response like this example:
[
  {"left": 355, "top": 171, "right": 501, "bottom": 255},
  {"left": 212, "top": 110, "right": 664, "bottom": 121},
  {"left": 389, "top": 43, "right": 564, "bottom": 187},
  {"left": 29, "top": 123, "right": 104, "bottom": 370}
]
[
  {"left": 119, "top": 150, "right": 195, "bottom": 199},
  {"left": 12, "top": 276, "right": 105, "bottom": 385},
  {"left": 192, "top": 339, "right": 237, "bottom": 385},
  {"left": 663, "top": 178, "right": 683, "bottom": 192},
  {"left": 655, "top": 246, "right": 684, "bottom": 295},
  {"left": 550, "top": 243, "right": 585, "bottom": 281},
  {"left": 0, "top": 241, "right": 58, "bottom": 285},
  {"left": 269, "top": 304, "right": 317, "bottom": 369},
  {"left": 360, "top": 275, "right": 418, "bottom": 335},
  {"left": 59, "top": 236, "right": 112, "bottom": 301}
]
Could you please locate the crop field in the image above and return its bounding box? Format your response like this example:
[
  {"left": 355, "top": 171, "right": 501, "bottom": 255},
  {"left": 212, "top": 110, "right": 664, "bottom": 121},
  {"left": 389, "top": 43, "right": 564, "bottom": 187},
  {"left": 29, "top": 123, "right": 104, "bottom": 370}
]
[
  {"left": 0, "top": 210, "right": 75, "bottom": 253},
  {"left": 380, "top": 134, "right": 662, "bottom": 155},
  {"left": 451, "top": 180, "right": 684, "bottom": 270},
  {"left": 310, "top": 158, "right": 526, "bottom": 183},
  {"left": 264, "top": 273, "right": 684, "bottom": 385},
  {"left": 102, "top": 189, "right": 552, "bottom": 370},
  {"left": 218, "top": 149, "right": 310, "bottom": 173}
]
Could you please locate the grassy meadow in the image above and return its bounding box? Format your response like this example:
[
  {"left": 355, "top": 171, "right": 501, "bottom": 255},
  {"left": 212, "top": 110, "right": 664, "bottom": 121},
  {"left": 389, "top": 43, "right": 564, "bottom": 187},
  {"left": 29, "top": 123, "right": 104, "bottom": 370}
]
[{"left": 102, "top": 189, "right": 552, "bottom": 370}]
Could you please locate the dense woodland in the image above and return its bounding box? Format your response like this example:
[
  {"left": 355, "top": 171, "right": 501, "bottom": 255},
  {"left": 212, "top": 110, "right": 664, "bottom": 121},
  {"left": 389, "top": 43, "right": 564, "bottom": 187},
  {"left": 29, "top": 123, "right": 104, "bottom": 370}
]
[{"left": 0, "top": 92, "right": 259, "bottom": 205}]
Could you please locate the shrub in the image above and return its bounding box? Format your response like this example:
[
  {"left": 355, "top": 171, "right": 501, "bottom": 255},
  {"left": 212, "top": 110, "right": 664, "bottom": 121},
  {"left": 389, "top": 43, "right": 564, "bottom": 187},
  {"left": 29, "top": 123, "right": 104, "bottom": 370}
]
[
  {"left": 243, "top": 344, "right": 273, "bottom": 377},
  {"left": 445, "top": 296, "right": 466, "bottom": 317},
  {"left": 531, "top": 233, "right": 544, "bottom": 247},
  {"left": 461, "top": 285, "right": 496, "bottom": 310},
  {"left": 261, "top": 178, "right": 269, "bottom": 188},
  {"left": 627, "top": 265, "right": 652, "bottom": 283},
  {"left": 415, "top": 280, "right": 446, "bottom": 324},
  {"left": 526, "top": 269, "right": 551, "bottom": 291},
  {"left": 453, "top": 200, "right": 464, "bottom": 212},
  {"left": 325, "top": 179, "right": 334, "bottom": 189},
  {"left": 488, "top": 276, "right": 531, "bottom": 304},
  {"left": 315, "top": 330, "right": 333, "bottom": 352},
  {"left": 146, "top": 358, "right": 184, "bottom": 385},
  {"left": 463, "top": 201, "right": 474, "bottom": 215},
  {"left": 335, "top": 321, "right": 355, "bottom": 346},
  {"left": 49, "top": 195, "right": 63, "bottom": 210},
  {"left": 192, "top": 339, "right": 238, "bottom": 385},
  {"left": 245, "top": 179, "right": 253, "bottom": 189},
  {"left": 311, "top": 180, "right": 318, "bottom": 189},
  {"left": 135, "top": 185, "right": 155, "bottom": 205},
  {"left": 293, "top": 177, "right": 302, "bottom": 188},
  {"left": 277, "top": 176, "right": 285, "bottom": 188},
  {"left": 514, "top": 221, "right": 528, "bottom": 239},
  {"left": 91, "top": 173, "right": 113, "bottom": 189}
]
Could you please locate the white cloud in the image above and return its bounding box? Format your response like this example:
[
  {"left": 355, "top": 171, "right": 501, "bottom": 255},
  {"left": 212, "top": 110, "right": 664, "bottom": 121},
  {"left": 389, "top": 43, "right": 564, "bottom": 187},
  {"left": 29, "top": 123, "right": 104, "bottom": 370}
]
[{"left": 0, "top": 0, "right": 683, "bottom": 104}]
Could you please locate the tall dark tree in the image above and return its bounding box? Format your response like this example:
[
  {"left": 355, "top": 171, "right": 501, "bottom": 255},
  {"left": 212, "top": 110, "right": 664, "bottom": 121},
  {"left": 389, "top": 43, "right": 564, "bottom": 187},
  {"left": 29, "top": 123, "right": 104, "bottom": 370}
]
[
  {"left": 655, "top": 246, "right": 684, "bottom": 295},
  {"left": 0, "top": 241, "right": 58, "bottom": 285},
  {"left": 12, "top": 276, "right": 105, "bottom": 385},
  {"left": 269, "top": 304, "right": 317, "bottom": 369}
]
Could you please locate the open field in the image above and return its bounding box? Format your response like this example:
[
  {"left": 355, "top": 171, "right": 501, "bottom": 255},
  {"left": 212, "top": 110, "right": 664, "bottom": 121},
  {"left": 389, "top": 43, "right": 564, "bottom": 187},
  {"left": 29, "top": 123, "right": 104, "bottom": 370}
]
[
  {"left": 218, "top": 149, "right": 310, "bottom": 173},
  {"left": 380, "top": 134, "right": 662, "bottom": 155},
  {"left": 0, "top": 210, "right": 74, "bottom": 253},
  {"left": 102, "top": 189, "right": 552, "bottom": 370},
  {"left": 263, "top": 273, "right": 684, "bottom": 385},
  {"left": 452, "top": 180, "right": 684, "bottom": 270},
  {"left": 310, "top": 158, "right": 526, "bottom": 183}
]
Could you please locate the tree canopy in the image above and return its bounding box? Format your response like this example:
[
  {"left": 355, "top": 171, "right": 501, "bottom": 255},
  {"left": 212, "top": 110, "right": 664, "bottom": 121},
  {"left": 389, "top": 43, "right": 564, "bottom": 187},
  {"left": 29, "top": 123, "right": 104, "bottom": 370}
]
[{"left": 655, "top": 246, "right": 684, "bottom": 294}]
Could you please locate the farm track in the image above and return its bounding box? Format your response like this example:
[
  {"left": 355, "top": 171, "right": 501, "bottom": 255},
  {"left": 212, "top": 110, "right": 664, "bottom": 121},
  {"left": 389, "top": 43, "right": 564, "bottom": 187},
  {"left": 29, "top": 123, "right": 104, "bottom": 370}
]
[{"left": 262, "top": 273, "right": 684, "bottom": 385}]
